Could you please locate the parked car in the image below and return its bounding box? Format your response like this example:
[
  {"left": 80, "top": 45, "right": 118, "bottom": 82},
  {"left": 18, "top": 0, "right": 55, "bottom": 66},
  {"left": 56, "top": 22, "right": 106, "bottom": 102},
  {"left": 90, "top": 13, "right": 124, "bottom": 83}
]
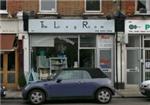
[
  {"left": 140, "top": 80, "right": 150, "bottom": 97},
  {"left": 0, "top": 85, "right": 6, "bottom": 97},
  {"left": 22, "top": 68, "right": 115, "bottom": 105}
]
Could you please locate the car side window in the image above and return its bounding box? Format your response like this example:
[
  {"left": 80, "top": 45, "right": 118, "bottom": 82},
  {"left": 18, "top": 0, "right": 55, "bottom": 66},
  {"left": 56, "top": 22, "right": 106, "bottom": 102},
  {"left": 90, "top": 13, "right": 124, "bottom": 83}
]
[
  {"left": 57, "top": 70, "right": 91, "bottom": 80},
  {"left": 82, "top": 70, "right": 91, "bottom": 79}
]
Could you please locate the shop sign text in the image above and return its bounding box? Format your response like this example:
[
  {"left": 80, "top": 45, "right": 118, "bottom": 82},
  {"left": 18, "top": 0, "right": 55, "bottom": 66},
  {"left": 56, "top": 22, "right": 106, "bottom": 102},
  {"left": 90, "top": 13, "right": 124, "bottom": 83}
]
[
  {"left": 125, "top": 20, "right": 150, "bottom": 34},
  {"left": 29, "top": 19, "right": 114, "bottom": 33}
]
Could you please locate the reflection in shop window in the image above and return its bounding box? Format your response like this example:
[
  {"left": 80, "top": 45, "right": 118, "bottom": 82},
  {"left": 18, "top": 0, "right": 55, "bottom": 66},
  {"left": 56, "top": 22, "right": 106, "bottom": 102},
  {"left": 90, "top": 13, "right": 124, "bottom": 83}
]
[
  {"left": 80, "top": 49, "right": 95, "bottom": 68},
  {"left": 145, "top": 72, "right": 150, "bottom": 80},
  {"left": 127, "top": 50, "right": 140, "bottom": 71},
  {"left": 0, "top": 54, "right": 3, "bottom": 70},
  {"left": 8, "top": 52, "right": 15, "bottom": 71},
  {"left": 144, "top": 40, "right": 150, "bottom": 47},
  {"left": 127, "top": 35, "right": 140, "bottom": 47},
  {"left": 80, "top": 35, "right": 96, "bottom": 47}
]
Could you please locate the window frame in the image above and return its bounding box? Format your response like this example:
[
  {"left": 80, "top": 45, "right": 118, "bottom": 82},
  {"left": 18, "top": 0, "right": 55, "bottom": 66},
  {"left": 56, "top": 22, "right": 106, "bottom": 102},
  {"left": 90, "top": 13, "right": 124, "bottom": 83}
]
[
  {"left": 84, "top": 0, "right": 102, "bottom": 13},
  {"left": 39, "top": 0, "right": 57, "bottom": 13},
  {"left": 0, "top": 0, "right": 8, "bottom": 14},
  {"left": 135, "top": 0, "right": 150, "bottom": 14}
]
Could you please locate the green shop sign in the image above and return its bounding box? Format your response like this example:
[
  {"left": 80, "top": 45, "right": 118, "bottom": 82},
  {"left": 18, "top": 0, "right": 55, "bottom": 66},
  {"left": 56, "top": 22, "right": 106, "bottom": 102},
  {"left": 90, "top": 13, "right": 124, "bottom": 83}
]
[{"left": 145, "top": 24, "right": 150, "bottom": 30}]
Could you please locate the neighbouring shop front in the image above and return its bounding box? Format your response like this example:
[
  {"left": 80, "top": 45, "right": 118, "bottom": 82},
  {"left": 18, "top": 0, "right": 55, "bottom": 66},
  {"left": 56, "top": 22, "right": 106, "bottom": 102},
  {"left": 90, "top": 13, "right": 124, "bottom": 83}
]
[
  {"left": 125, "top": 20, "right": 150, "bottom": 85},
  {"left": 0, "top": 20, "right": 20, "bottom": 89},
  {"left": 26, "top": 19, "right": 115, "bottom": 82}
]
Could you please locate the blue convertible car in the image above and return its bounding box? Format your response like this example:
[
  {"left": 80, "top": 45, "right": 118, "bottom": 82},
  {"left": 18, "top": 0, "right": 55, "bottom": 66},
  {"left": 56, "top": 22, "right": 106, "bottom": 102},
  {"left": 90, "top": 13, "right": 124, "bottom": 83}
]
[{"left": 22, "top": 68, "right": 115, "bottom": 104}]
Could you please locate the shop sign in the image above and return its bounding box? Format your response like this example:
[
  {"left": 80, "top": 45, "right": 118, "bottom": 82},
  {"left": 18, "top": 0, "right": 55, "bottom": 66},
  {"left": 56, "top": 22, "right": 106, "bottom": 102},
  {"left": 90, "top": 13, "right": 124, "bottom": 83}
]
[
  {"left": 29, "top": 19, "right": 114, "bottom": 33},
  {"left": 125, "top": 20, "right": 150, "bottom": 34},
  {"left": 0, "top": 20, "right": 19, "bottom": 33}
]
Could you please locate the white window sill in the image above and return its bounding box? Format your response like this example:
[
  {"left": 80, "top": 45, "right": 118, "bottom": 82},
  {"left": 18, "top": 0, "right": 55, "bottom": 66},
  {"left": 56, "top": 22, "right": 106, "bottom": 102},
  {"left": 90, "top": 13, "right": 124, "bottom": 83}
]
[
  {"left": 134, "top": 11, "right": 150, "bottom": 16},
  {"left": 0, "top": 10, "right": 8, "bottom": 14},
  {"left": 37, "top": 12, "right": 58, "bottom": 15},
  {"left": 83, "top": 12, "right": 104, "bottom": 16}
]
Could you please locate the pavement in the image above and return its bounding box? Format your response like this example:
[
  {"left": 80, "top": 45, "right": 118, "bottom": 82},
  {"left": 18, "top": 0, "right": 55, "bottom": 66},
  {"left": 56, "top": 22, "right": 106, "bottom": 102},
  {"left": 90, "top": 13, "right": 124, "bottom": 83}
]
[{"left": 2, "top": 85, "right": 144, "bottom": 99}]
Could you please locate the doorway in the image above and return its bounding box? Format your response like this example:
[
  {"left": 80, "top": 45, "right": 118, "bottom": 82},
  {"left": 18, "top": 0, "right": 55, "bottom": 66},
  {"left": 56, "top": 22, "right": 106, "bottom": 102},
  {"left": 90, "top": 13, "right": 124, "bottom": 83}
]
[
  {"left": 79, "top": 49, "right": 95, "bottom": 68},
  {"left": 0, "top": 51, "right": 18, "bottom": 89},
  {"left": 143, "top": 37, "right": 150, "bottom": 81},
  {"left": 126, "top": 35, "right": 141, "bottom": 84}
]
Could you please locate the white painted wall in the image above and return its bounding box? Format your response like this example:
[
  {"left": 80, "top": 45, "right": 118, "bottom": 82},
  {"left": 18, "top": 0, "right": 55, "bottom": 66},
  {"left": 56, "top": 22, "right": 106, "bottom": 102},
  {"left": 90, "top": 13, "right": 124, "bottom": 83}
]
[{"left": 23, "top": 33, "right": 30, "bottom": 81}]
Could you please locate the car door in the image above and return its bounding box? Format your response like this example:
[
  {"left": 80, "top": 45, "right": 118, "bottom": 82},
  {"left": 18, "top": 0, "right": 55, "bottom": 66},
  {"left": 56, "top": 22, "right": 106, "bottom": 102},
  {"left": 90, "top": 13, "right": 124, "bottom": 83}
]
[
  {"left": 75, "top": 71, "right": 98, "bottom": 96},
  {"left": 47, "top": 70, "right": 84, "bottom": 97}
]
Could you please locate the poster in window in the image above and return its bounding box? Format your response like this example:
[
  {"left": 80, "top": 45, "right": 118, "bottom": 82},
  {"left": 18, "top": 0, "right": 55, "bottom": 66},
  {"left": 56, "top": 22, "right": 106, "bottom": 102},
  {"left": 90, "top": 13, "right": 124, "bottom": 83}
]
[
  {"left": 97, "top": 35, "right": 113, "bottom": 48},
  {"left": 99, "top": 50, "right": 111, "bottom": 71},
  {"left": 145, "top": 59, "right": 150, "bottom": 69}
]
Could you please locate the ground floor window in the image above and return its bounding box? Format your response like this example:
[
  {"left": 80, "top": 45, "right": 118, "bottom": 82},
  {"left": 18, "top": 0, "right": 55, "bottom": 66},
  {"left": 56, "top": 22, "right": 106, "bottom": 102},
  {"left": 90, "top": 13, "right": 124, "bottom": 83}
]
[
  {"left": 29, "top": 34, "right": 114, "bottom": 80},
  {"left": 126, "top": 35, "right": 150, "bottom": 84},
  {"left": 30, "top": 35, "right": 78, "bottom": 79}
]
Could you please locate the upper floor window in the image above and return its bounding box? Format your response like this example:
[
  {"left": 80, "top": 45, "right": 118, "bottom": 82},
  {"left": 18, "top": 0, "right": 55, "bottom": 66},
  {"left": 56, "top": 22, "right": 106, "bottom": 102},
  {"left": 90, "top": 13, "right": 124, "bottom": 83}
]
[
  {"left": 85, "top": 0, "right": 101, "bottom": 12},
  {"left": 0, "top": 0, "right": 7, "bottom": 14},
  {"left": 136, "top": 0, "right": 150, "bottom": 14},
  {"left": 39, "top": 0, "right": 57, "bottom": 13}
]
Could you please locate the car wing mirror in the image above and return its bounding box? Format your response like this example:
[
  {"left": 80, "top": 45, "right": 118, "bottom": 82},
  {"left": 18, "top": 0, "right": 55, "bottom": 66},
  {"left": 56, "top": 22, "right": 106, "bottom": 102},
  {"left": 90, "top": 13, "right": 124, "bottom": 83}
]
[{"left": 56, "top": 78, "right": 62, "bottom": 83}]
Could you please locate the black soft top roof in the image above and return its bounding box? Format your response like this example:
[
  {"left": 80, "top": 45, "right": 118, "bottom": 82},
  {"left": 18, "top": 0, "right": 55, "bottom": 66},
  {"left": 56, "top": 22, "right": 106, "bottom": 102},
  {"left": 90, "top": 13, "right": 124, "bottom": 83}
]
[{"left": 62, "top": 68, "right": 108, "bottom": 78}]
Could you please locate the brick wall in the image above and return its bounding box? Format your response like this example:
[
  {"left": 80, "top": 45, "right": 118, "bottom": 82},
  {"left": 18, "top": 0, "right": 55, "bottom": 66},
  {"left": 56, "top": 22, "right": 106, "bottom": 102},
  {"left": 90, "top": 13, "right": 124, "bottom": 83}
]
[
  {"left": 7, "top": 0, "right": 38, "bottom": 16},
  {"left": 58, "top": 0, "right": 84, "bottom": 16},
  {"left": 6, "top": 0, "right": 136, "bottom": 17}
]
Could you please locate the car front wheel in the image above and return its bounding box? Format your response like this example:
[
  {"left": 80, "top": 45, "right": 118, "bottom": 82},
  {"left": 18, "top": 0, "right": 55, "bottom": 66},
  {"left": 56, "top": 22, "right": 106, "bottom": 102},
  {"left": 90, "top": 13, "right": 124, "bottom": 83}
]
[
  {"left": 96, "top": 88, "right": 112, "bottom": 104},
  {"left": 29, "top": 89, "right": 45, "bottom": 105}
]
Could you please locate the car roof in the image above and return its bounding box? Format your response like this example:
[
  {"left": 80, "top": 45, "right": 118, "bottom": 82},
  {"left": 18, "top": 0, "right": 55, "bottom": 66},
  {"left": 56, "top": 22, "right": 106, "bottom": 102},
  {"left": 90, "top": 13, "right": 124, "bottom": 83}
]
[{"left": 62, "top": 68, "right": 108, "bottom": 78}]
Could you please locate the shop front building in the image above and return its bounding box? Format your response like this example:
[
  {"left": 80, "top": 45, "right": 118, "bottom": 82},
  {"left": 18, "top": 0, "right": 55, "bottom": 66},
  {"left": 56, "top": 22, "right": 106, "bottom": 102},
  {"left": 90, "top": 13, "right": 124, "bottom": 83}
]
[
  {"left": 0, "top": 17, "right": 23, "bottom": 89},
  {"left": 25, "top": 19, "right": 115, "bottom": 82},
  {"left": 125, "top": 20, "right": 150, "bottom": 85}
]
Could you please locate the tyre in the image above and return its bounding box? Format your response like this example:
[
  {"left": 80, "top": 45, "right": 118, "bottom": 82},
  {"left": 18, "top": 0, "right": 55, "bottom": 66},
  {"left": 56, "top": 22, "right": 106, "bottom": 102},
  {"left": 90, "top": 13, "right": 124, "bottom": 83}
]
[
  {"left": 29, "top": 89, "right": 45, "bottom": 105},
  {"left": 96, "top": 88, "right": 112, "bottom": 104}
]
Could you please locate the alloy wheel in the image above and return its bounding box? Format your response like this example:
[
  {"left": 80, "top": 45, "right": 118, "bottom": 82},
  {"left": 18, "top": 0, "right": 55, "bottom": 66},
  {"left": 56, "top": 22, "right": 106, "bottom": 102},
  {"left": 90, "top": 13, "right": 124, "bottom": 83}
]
[
  {"left": 96, "top": 88, "right": 112, "bottom": 103},
  {"left": 29, "top": 90, "right": 45, "bottom": 105}
]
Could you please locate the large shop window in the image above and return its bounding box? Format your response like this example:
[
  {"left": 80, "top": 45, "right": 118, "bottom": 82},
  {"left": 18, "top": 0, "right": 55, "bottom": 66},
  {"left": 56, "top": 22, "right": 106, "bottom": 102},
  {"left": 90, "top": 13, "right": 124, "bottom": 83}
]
[
  {"left": 30, "top": 36, "right": 78, "bottom": 74},
  {"left": 0, "top": 0, "right": 7, "bottom": 14},
  {"left": 85, "top": 0, "right": 101, "bottom": 12},
  {"left": 40, "top": 0, "right": 57, "bottom": 13},
  {"left": 136, "top": 0, "right": 150, "bottom": 14}
]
